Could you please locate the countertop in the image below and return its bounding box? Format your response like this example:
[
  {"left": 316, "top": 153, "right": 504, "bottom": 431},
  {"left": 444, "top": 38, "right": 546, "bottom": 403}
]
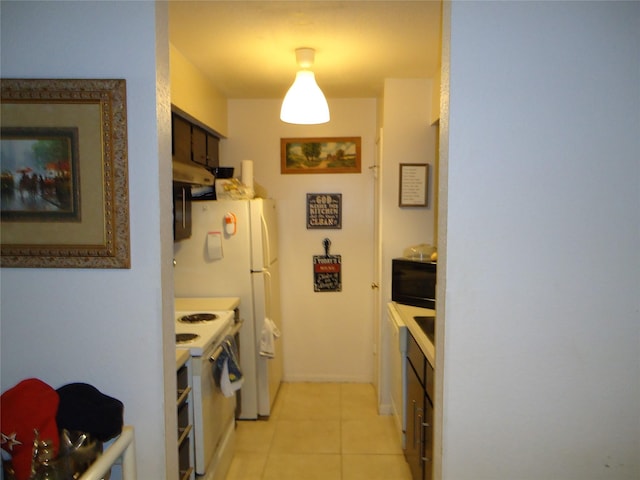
[
  {"left": 390, "top": 302, "right": 436, "bottom": 366},
  {"left": 176, "top": 348, "right": 190, "bottom": 370}
]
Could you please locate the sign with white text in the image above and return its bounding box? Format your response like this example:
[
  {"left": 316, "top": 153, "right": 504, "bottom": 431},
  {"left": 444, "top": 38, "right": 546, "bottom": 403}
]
[
  {"left": 306, "top": 193, "right": 342, "bottom": 229},
  {"left": 313, "top": 255, "right": 342, "bottom": 292}
]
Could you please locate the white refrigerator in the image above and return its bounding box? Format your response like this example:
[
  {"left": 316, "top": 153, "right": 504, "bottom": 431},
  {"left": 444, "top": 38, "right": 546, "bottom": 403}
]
[{"left": 173, "top": 198, "right": 283, "bottom": 419}]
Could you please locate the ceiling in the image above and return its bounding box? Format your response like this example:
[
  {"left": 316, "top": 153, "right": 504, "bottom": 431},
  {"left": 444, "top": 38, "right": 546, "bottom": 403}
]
[{"left": 168, "top": 1, "right": 442, "bottom": 99}]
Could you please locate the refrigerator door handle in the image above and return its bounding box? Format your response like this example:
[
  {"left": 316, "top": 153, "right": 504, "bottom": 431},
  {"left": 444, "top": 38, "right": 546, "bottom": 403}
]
[
  {"left": 263, "top": 269, "right": 272, "bottom": 318},
  {"left": 261, "top": 214, "right": 271, "bottom": 268}
]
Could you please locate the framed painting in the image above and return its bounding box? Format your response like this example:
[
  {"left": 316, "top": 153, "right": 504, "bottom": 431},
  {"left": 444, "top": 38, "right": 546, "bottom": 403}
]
[
  {"left": 281, "top": 137, "right": 361, "bottom": 174},
  {"left": 0, "top": 78, "right": 130, "bottom": 268}
]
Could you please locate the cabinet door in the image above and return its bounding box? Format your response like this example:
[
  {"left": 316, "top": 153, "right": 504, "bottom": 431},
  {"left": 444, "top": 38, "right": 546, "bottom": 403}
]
[
  {"left": 172, "top": 114, "right": 192, "bottom": 164},
  {"left": 405, "top": 360, "right": 425, "bottom": 480},
  {"left": 408, "top": 332, "right": 425, "bottom": 385},
  {"left": 191, "top": 126, "right": 207, "bottom": 166},
  {"left": 422, "top": 397, "right": 433, "bottom": 480},
  {"left": 206, "top": 134, "right": 219, "bottom": 168},
  {"left": 425, "top": 360, "right": 435, "bottom": 402}
]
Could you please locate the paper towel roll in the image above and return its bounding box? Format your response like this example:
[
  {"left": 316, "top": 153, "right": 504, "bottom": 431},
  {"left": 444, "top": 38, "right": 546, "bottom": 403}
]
[{"left": 241, "top": 160, "right": 254, "bottom": 190}]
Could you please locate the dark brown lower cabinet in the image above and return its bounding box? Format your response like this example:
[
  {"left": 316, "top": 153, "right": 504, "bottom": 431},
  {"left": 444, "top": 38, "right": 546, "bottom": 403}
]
[
  {"left": 423, "top": 396, "right": 434, "bottom": 480},
  {"left": 405, "top": 332, "right": 434, "bottom": 480},
  {"left": 406, "top": 361, "right": 424, "bottom": 479}
]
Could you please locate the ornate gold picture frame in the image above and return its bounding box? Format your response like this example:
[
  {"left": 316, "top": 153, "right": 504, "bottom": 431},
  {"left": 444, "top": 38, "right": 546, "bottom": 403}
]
[{"left": 1, "top": 78, "right": 130, "bottom": 268}]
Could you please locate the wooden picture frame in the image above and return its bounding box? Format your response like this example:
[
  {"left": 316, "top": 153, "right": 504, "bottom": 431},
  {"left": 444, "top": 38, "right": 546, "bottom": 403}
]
[
  {"left": 1, "top": 78, "right": 130, "bottom": 268},
  {"left": 281, "top": 137, "right": 361, "bottom": 174},
  {"left": 399, "top": 163, "right": 429, "bottom": 207}
]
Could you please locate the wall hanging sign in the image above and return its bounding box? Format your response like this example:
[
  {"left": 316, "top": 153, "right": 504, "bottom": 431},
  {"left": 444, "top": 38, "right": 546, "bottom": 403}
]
[
  {"left": 399, "top": 163, "right": 429, "bottom": 207},
  {"left": 0, "top": 78, "right": 131, "bottom": 268},
  {"left": 281, "top": 137, "right": 361, "bottom": 174},
  {"left": 306, "top": 193, "right": 342, "bottom": 229},
  {"left": 313, "top": 238, "right": 342, "bottom": 292}
]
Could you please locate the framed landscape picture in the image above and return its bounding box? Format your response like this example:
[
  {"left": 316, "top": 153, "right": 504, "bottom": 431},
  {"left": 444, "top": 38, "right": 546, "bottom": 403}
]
[
  {"left": 0, "top": 78, "right": 130, "bottom": 268},
  {"left": 281, "top": 137, "right": 361, "bottom": 174}
]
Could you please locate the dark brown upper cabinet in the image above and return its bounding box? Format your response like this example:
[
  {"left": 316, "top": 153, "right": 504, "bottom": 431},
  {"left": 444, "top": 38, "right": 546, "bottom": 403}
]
[
  {"left": 191, "top": 125, "right": 208, "bottom": 166},
  {"left": 172, "top": 111, "right": 220, "bottom": 169},
  {"left": 206, "top": 134, "right": 219, "bottom": 168},
  {"left": 172, "top": 113, "right": 192, "bottom": 164}
]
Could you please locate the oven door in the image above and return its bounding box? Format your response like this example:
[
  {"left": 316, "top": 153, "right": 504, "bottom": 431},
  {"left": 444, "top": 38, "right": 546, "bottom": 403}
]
[{"left": 192, "top": 350, "right": 236, "bottom": 475}]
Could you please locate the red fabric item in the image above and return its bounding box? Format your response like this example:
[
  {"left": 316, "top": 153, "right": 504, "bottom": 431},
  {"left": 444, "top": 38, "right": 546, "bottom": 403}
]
[{"left": 1, "top": 378, "right": 60, "bottom": 480}]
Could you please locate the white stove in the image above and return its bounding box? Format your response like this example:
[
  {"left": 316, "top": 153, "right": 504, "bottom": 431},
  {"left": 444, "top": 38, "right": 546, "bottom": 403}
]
[
  {"left": 175, "top": 309, "right": 234, "bottom": 356},
  {"left": 174, "top": 298, "right": 240, "bottom": 479}
]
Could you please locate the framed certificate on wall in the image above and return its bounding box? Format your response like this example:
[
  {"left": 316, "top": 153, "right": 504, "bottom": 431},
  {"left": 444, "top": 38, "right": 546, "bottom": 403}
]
[{"left": 399, "top": 163, "right": 428, "bottom": 207}]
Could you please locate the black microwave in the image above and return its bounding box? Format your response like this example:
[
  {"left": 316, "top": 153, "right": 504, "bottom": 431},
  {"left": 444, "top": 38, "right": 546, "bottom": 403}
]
[{"left": 391, "top": 258, "right": 436, "bottom": 309}]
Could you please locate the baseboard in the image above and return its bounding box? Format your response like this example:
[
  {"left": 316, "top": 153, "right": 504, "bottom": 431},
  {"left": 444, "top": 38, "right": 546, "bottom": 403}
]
[{"left": 283, "top": 374, "right": 373, "bottom": 383}]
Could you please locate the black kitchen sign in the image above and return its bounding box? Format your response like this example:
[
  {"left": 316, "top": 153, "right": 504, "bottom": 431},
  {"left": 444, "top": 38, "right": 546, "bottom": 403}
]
[
  {"left": 313, "top": 255, "right": 342, "bottom": 292},
  {"left": 306, "top": 193, "right": 342, "bottom": 229}
]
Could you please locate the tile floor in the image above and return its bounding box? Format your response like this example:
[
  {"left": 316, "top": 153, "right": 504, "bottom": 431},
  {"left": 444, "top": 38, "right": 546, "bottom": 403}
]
[{"left": 225, "top": 382, "right": 412, "bottom": 480}]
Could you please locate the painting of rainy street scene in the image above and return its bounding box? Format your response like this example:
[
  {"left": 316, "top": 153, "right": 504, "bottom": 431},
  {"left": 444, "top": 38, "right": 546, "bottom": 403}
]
[
  {"left": 281, "top": 137, "right": 361, "bottom": 174},
  {"left": 1, "top": 127, "right": 80, "bottom": 221}
]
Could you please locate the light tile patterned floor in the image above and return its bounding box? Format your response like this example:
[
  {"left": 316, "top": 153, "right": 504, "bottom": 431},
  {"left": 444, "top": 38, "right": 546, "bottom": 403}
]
[{"left": 225, "top": 382, "right": 412, "bottom": 480}]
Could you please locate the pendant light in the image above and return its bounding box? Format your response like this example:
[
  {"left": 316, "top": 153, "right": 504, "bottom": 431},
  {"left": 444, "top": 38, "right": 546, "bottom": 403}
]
[{"left": 280, "top": 48, "right": 330, "bottom": 125}]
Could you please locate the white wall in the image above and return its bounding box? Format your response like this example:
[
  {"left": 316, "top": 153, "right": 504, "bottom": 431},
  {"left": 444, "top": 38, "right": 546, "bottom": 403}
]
[
  {"left": 0, "top": 2, "right": 176, "bottom": 479},
  {"left": 441, "top": 2, "right": 640, "bottom": 479},
  {"left": 170, "top": 43, "right": 228, "bottom": 137},
  {"left": 380, "top": 79, "right": 437, "bottom": 292},
  {"left": 378, "top": 79, "right": 437, "bottom": 410},
  {"left": 223, "top": 99, "right": 377, "bottom": 382}
]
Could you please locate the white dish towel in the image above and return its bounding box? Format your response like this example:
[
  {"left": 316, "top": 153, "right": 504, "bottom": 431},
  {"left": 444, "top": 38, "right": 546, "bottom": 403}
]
[
  {"left": 215, "top": 337, "right": 244, "bottom": 397},
  {"left": 259, "top": 317, "right": 281, "bottom": 358}
]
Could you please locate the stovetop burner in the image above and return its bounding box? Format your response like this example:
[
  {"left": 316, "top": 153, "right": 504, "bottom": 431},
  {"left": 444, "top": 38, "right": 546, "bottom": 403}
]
[
  {"left": 176, "top": 332, "right": 199, "bottom": 344},
  {"left": 178, "top": 313, "right": 219, "bottom": 323}
]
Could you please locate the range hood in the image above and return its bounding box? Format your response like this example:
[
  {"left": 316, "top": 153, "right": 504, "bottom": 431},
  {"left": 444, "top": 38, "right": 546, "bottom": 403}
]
[{"left": 172, "top": 161, "right": 215, "bottom": 186}]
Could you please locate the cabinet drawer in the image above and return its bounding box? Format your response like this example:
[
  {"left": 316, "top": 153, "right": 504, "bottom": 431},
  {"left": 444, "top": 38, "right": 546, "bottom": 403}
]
[
  {"left": 407, "top": 332, "right": 425, "bottom": 384},
  {"left": 178, "top": 435, "right": 192, "bottom": 479},
  {"left": 177, "top": 364, "right": 189, "bottom": 396},
  {"left": 177, "top": 401, "right": 190, "bottom": 436}
]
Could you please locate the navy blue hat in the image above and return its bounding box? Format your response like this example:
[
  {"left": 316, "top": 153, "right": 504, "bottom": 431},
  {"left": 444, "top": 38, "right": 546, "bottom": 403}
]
[{"left": 56, "top": 383, "right": 123, "bottom": 442}]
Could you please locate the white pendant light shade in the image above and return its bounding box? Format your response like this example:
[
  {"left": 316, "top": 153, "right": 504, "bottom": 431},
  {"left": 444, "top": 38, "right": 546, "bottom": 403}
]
[
  {"left": 280, "top": 48, "right": 330, "bottom": 125},
  {"left": 280, "top": 71, "right": 330, "bottom": 124}
]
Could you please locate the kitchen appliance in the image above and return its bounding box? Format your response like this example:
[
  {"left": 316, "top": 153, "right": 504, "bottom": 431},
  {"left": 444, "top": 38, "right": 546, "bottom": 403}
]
[
  {"left": 173, "top": 182, "right": 193, "bottom": 242},
  {"left": 175, "top": 304, "right": 239, "bottom": 480},
  {"left": 392, "top": 257, "right": 437, "bottom": 309},
  {"left": 172, "top": 162, "right": 215, "bottom": 241},
  {"left": 190, "top": 167, "right": 235, "bottom": 201},
  {"left": 173, "top": 198, "right": 283, "bottom": 419},
  {"left": 173, "top": 161, "right": 215, "bottom": 186},
  {"left": 387, "top": 302, "right": 408, "bottom": 448}
]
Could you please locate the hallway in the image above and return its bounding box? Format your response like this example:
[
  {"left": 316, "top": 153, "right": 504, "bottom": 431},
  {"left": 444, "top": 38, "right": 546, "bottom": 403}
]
[{"left": 226, "top": 382, "right": 412, "bottom": 480}]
